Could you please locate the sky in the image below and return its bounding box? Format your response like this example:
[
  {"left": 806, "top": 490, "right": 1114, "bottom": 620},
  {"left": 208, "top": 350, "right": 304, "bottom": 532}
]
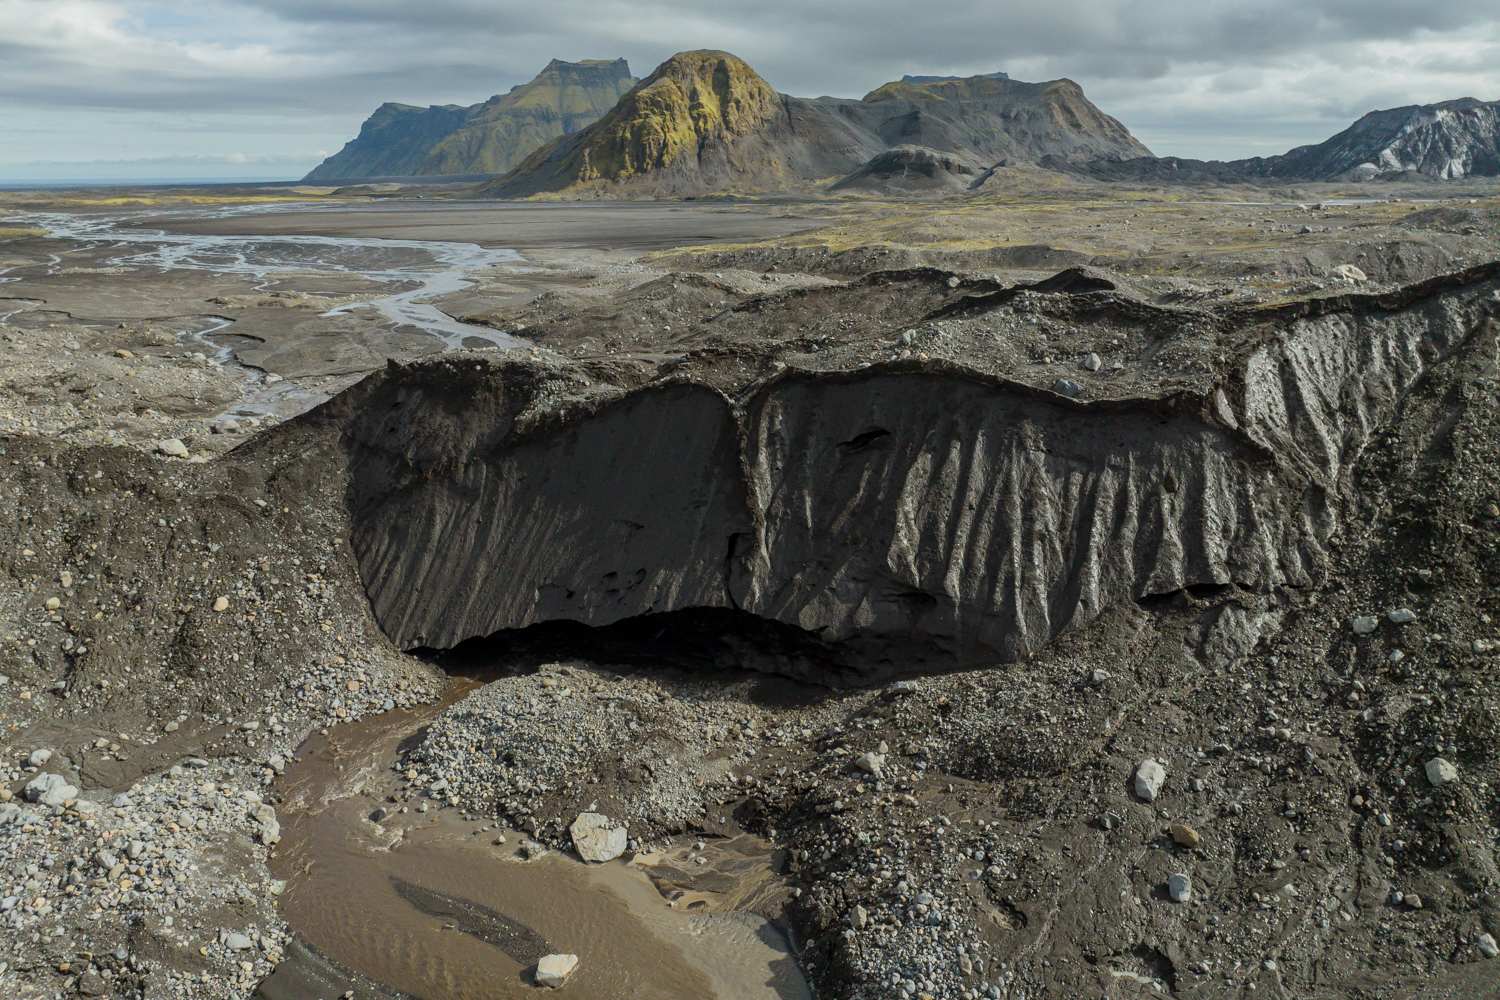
[{"left": 1, "top": 0, "right": 1498, "bottom": 182}]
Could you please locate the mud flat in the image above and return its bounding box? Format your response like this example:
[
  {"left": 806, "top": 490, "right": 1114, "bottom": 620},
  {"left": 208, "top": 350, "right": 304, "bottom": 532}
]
[
  {"left": 0, "top": 186, "right": 1499, "bottom": 1000},
  {"left": 145, "top": 200, "right": 823, "bottom": 251}
]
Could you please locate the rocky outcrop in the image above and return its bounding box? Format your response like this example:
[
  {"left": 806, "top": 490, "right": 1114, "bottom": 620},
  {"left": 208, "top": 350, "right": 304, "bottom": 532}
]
[
  {"left": 828, "top": 145, "right": 991, "bottom": 193},
  {"left": 303, "top": 59, "right": 636, "bottom": 181},
  {"left": 482, "top": 52, "right": 1150, "bottom": 198},
  {"left": 324, "top": 267, "right": 1499, "bottom": 683}
]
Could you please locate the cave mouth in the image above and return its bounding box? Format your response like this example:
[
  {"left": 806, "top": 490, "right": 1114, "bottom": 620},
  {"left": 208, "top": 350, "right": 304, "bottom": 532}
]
[{"left": 411, "top": 607, "right": 862, "bottom": 692}]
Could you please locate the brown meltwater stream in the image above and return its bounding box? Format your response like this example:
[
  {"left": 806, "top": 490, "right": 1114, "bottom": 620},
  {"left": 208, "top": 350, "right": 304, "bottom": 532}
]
[{"left": 266, "top": 678, "right": 811, "bottom": 1000}]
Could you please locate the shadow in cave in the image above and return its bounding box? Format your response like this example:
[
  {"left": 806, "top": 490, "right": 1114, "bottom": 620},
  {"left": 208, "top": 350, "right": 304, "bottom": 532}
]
[{"left": 412, "top": 607, "right": 850, "bottom": 707}]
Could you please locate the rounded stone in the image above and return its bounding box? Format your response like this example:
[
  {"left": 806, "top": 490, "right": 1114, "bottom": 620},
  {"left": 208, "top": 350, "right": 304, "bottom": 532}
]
[{"left": 1169, "top": 823, "right": 1200, "bottom": 848}]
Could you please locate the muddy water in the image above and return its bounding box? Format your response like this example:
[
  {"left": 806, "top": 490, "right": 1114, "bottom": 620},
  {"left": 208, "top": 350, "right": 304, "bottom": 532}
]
[{"left": 272, "top": 681, "right": 809, "bottom": 1000}]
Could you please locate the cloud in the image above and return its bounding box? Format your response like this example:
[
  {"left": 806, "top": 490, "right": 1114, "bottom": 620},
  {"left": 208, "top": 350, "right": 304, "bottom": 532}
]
[{"left": 0, "top": 0, "right": 1497, "bottom": 171}]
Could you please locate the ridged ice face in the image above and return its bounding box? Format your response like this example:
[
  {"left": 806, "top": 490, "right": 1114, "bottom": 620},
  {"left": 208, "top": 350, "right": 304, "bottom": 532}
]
[{"left": 329, "top": 268, "right": 1500, "bottom": 683}]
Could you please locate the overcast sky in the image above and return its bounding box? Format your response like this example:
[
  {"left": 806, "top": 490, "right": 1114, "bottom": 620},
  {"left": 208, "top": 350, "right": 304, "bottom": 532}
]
[{"left": 1, "top": 0, "right": 1497, "bottom": 181}]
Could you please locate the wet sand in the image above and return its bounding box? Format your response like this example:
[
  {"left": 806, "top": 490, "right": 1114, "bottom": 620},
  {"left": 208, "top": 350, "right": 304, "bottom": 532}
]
[{"left": 144, "top": 200, "right": 822, "bottom": 251}]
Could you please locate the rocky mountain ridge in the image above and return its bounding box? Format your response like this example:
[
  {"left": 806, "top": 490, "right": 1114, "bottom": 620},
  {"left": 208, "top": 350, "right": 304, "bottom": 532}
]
[
  {"left": 901, "top": 70, "right": 1009, "bottom": 83},
  {"left": 1274, "top": 97, "right": 1500, "bottom": 180},
  {"left": 1071, "top": 96, "right": 1500, "bottom": 183},
  {"left": 304, "top": 58, "right": 637, "bottom": 181},
  {"left": 483, "top": 50, "right": 1150, "bottom": 197}
]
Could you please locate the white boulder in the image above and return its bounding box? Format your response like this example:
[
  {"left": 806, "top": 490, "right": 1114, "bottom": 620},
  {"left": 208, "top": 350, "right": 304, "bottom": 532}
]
[
  {"left": 535, "top": 953, "right": 579, "bottom": 988},
  {"left": 1425, "top": 758, "right": 1458, "bottom": 787},
  {"left": 23, "top": 772, "right": 79, "bottom": 807},
  {"left": 569, "top": 812, "right": 627, "bottom": 863},
  {"left": 1135, "top": 759, "right": 1167, "bottom": 802}
]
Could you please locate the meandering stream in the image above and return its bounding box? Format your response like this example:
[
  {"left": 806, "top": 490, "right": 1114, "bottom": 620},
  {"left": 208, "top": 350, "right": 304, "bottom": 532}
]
[{"left": 13, "top": 204, "right": 528, "bottom": 353}]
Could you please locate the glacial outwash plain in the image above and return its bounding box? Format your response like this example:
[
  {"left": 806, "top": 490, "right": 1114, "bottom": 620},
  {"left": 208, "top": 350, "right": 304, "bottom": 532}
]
[{"left": 2, "top": 48, "right": 1500, "bottom": 1000}]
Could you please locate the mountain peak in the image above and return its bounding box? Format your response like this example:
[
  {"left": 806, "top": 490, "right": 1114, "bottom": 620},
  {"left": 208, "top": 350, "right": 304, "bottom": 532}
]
[
  {"left": 483, "top": 51, "right": 1150, "bottom": 198},
  {"left": 1275, "top": 97, "right": 1500, "bottom": 180},
  {"left": 304, "top": 58, "right": 636, "bottom": 181},
  {"left": 487, "top": 50, "right": 785, "bottom": 195}
]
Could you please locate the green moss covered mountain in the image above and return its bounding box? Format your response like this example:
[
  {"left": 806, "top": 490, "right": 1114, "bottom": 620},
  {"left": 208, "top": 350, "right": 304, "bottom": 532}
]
[
  {"left": 483, "top": 50, "right": 1151, "bottom": 198},
  {"left": 303, "top": 59, "right": 637, "bottom": 181}
]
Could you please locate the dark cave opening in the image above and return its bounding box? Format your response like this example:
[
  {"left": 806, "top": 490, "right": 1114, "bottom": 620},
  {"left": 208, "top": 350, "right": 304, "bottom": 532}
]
[{"left": 411, "top": 607, "right": 860, "bottom": 693}]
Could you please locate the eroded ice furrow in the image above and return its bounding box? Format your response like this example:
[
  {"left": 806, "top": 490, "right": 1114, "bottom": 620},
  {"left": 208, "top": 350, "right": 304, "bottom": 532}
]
[{"left": 282, "top": 266, "right": 1500, "bottom": 683}]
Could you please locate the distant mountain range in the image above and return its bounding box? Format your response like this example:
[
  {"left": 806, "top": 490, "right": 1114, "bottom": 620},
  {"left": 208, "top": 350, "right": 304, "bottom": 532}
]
[
  {"left": 481, "top": 50, "right": 1149, "bottom": 197},
  {"left": 308, "top": 51, "right": 1500, "bottom": 193},
  {"left": 1063, "top": 97, "right": 1500, "bottom": 183},
  {"left": 303, "top": 59, "right": 637, "bottom": 181}
]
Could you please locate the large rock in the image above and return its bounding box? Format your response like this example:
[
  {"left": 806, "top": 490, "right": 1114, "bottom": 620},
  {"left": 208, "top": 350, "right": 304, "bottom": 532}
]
[
  {"left": 249, "top": 803, "right": 281, "bottom": 844},
  {"left": 1425, "top": 758, "right": 1458, "bottom": 787},
  {"left": 569, "top": 812, "right": 627, "bottom": 863},
  {"left": 1135, "top": 759, "right": 1167, "bottom": 802},
  {"left": 23, "top": 772, "right": 79, "bottom": 807},
  {"left": 1070, "top": 97, "right": 1500, "bottom": 182},
  {"left": 535, "top": 953, "right": 578, "bottom": 988}
]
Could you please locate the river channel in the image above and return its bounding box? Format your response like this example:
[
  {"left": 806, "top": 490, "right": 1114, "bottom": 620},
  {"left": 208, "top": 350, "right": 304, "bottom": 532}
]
[{"left": 267, "top": 674, "right": 810, "bottom": 1000}]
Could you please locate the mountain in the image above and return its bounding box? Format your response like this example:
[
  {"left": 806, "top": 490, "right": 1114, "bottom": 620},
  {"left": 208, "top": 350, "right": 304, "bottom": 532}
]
[
  {"left": 1268, "top": 98, "right": 1500, "bottom": 180},
  {"left": 304, "top": 103, "right": 473, "bottom": 180},
  {"left": 303, "top": 58, "right": 636, "bottom": 181},
  {"left": 481, "top": 51, "right": 1150, "bottom": 198},
  {"left": 856, "top": 75, "right": 1150, "bottom": 165},
  {"left": 1069, "top": 97, "right": 1500, "bottom": 182}
]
